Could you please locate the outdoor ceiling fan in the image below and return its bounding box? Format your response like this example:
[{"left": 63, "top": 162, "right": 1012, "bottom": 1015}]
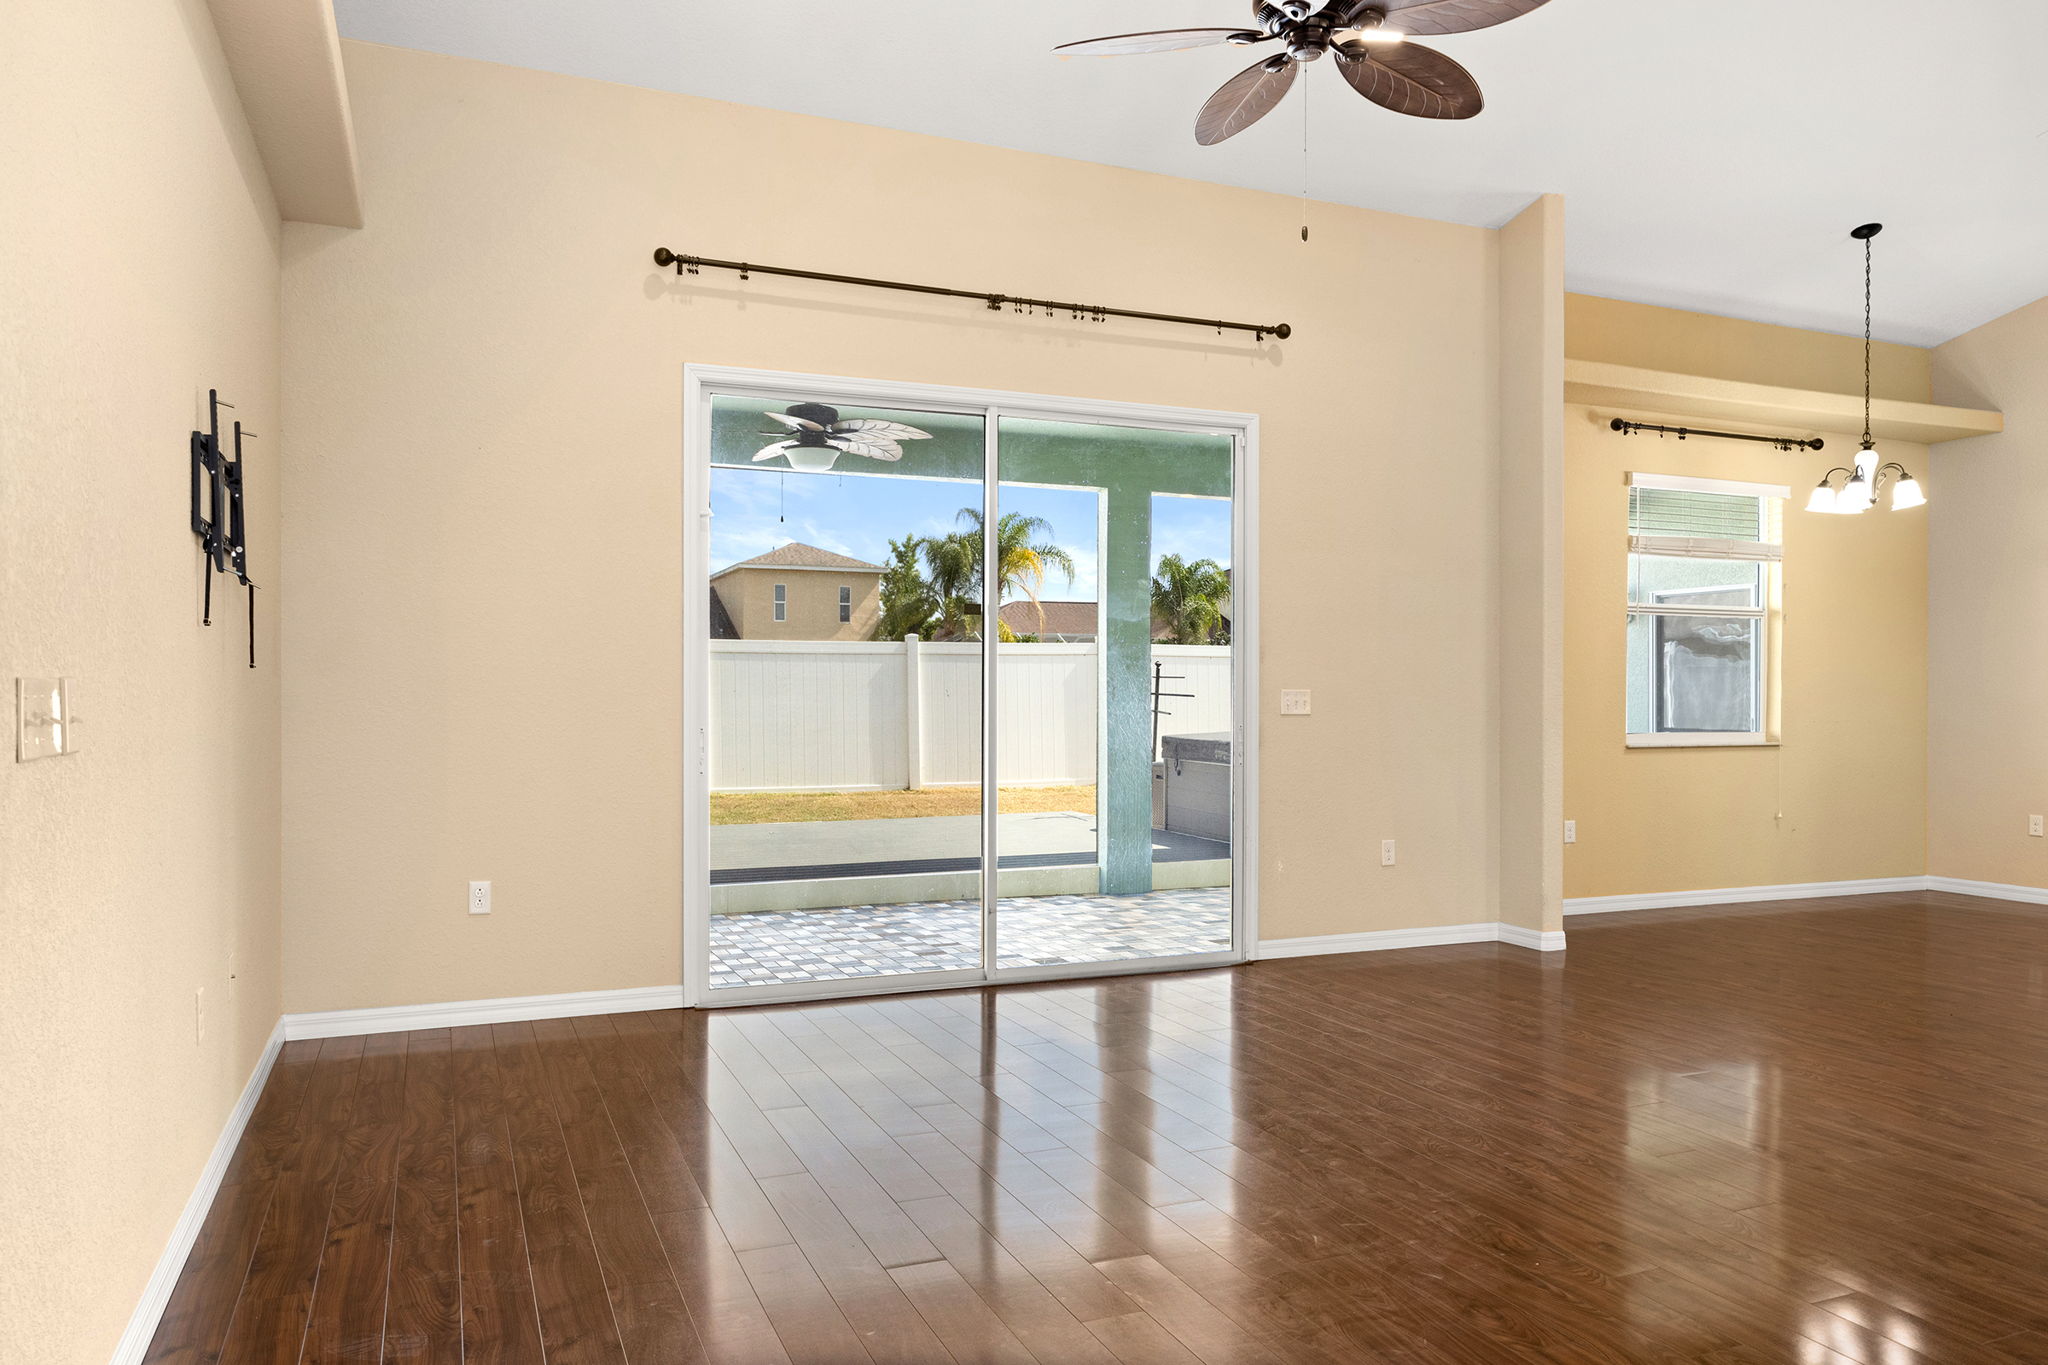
[
  {"left": 753, "top": 403, "right": 933, "bottom": 472},
  {"left": 1056, "top": 0, "right": 1552, "bottom": 144}
]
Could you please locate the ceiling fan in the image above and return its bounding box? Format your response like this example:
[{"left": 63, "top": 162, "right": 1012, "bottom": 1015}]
[
  {"left": 1056, "top": 0, "right": 1552, "bottom": 144},
  {"left": 753, "top": 403, "right": 933, "bottom": 472}
]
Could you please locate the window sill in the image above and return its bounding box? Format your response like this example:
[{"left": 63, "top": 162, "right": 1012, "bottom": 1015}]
[{"left": 1625, "top": 734, "right": 1779, "bottom": 749}]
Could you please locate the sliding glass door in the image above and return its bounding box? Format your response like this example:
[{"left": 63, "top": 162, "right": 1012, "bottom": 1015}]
[
  {"left": 992, "top": 419, "right": 1236, "bottom": 971},
  {"left": 689, "top": 371, "right": 1250, "bottom": 1005}
]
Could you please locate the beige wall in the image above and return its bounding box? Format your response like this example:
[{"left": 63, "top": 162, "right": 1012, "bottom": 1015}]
[
  {"left": 1929, "top": 294, "right": 2048, "bottom": 888},
  {"left": 279, "top": 40, "right": 1545, "bottom": 1012},
  {"left": 0, "top": 1, "right": 283, "bottom": 1360},
  {"left": 1564, "top": 297, "right": 1928, "bottom": 899},
  {"left": 1498, "top": 195, "right": 1567, "bottom": 935},
  {"left": 717, "top": 567, "right": 881, "bottom": 641}
]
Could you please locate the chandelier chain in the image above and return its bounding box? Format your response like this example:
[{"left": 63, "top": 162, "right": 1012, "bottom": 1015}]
[{"left": 1862, "top": 233, "right": 1874, "bottom": 448}]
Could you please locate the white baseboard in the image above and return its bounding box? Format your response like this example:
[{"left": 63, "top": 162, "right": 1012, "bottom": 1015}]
[
  {"left": 281, "top": 983, "right": 686, "bottom": 1041},
  {"left": 1564, "top": 876, "right": 1928, "bottom": 917},
  {"left": 1925, "top": 875, "right": 2048, "bottom": 905},
  {"left": 1497, "top": 923, "right": 1569, "bottom": 953},
  {"left": 110, "top": 1019, "right": 285, "bottom": 1365},
  {"left": 1258, "top": 920, "right": 1564, "bottom": 959}
]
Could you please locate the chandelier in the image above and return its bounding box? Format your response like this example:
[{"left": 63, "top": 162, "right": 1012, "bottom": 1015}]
[{"left": 1805, "top": 224, "right": 1925, "bottom": 515}]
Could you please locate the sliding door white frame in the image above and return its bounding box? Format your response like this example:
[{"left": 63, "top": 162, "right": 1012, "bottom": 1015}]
[{"left": 682, "top": 364, "right": 1259, "bottom": 1008}]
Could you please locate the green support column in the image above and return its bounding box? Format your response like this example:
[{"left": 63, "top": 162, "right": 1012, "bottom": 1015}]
[{"left": 1097, "top": 483, "right": 1155, "bottom": 895}]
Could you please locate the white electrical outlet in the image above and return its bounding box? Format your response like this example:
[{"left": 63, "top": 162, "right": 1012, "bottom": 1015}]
[
  {"left": 1564, "top": 820, "right": 1577, "bottom": 845},
  {"left": 1280, "top": 689, "right": 1311, "bottom": 716},
  {"left": 2031, "top": 815, "right": 2043, "bottom": 838},
  {"left": 469, "top": 880, "right": 492, "bottom": 915},
  {"left": 1381, "top": 839, "right": 1397, "bottom": 867}
]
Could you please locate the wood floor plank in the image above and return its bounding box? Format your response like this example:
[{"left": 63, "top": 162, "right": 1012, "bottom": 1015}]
[
  {"left": 300, "top": 1031, "right": 409, "bottom": 1365},
  {"left": 213, "top": 1034, "right": 368, "bottom": 1364},
  {"left": 382, "top": 1029, "right": 463, "bottom": 1364},
  {"left": 142, "top": 894, "right": 2048, "bottom": 1364},
  {"left": 493, "top": 1020, "right": 628, "bottom": 1364},
  {"left": 451, "top": 1022, "right": 547, "bottom": 1365}
]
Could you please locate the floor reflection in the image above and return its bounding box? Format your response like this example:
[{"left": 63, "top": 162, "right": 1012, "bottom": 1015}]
[{"left": 158, "top": 896, "right": 2048, "bottom": 1363}]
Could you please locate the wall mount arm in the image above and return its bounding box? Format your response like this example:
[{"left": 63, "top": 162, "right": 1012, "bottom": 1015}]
[
  {"left": 1610, "top": 418, "right": 1824, "bottom": 453},
  {"left": 651, "top": 247, "right": 1291, "bottom": 342}
]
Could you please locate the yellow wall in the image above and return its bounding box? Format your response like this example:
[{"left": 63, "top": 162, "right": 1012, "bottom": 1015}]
[
  {"left": 1563, "top": 297, "right": 1928, "bottom": 899},
  {"left": 0, "top": 1, "right": 283, "bottom": 1360},
  {"left": 1929, "top": 294, "right": 2048, "bottom": 888},
  {"left": 278, "top": 41, "right": 1554, "bottom": 1012}
]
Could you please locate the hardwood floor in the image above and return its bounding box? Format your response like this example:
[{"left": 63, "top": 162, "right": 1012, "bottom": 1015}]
[{"left": 147, "top": 891, "right": 2048, "bottom": 1363}]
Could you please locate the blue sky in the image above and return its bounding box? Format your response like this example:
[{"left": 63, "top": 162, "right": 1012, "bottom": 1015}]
[{"left": 711, "top": 466, "right": 1231, "bottom": 601}]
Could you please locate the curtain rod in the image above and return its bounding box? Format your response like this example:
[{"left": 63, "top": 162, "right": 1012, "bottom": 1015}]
[
  {"left": 1610, "top": 418, "right": 1824, "bottom": 453},
  {"left": 651, "top": 247, "right": 1291, "bottom": 342}
]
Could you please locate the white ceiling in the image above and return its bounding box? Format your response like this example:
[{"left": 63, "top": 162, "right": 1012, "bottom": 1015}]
[{"left": 333, "top": 0, "right": 2048, "bottom": 346}]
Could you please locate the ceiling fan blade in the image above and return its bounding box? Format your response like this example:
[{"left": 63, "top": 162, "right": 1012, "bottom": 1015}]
[
  {"left": 1336, "top": 41, "right": 1482, "bottom": 119},
  {"left": 829, "top": 436, "right": 903, "bottom": 462},
  {"left": 833, "top": 418, "right": 931, "bottom": 442},
  {"left": 1055, "top": 28, "right": 1262, "bottom": 57},
  {"left": 1195, "top": 57, "right": 1297, "bottom": 146},
  {"left": 1365, "top": 0, "right": 1551, "bottom": 37},
  {"left": 752, "top": 441, "right": 799, "bottom": 462}
]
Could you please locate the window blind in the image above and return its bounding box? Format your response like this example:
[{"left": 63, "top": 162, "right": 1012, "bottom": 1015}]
[
  {"left": 1627, "top": 479, "right": 1782, "bottom": 562},
  {"left": 1629, "top": 486, "right": 1761, "bottom": 540}
]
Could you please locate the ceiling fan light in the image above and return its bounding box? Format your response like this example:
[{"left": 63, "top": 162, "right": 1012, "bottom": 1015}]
[
  {"left": 1338, "top": 26, "right": 1406, "bottom": 42},
  {"left": 1805, "top": 482, "right": 1840, "bottom": 514},
  {"left": 782, "top": 446, "right": 840, "bottom": 473},
  {"left": 1891, "top": 475, "right": 1927, "bottom": 510}
]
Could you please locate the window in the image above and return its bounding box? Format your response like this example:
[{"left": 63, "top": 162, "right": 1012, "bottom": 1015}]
[
  {"left": 773, "top": 583, "right": 786, "bottom": 623},
  {"left": 1625, "top": 473, "right": 1786, "bottom": 747},
  {"left": 838, "top": 584, "right": 852, "bottom": 623}
]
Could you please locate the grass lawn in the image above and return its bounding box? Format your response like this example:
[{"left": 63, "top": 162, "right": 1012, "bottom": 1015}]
[{"left": 711, "top": 785, "right": 1096, "bottom": 825}]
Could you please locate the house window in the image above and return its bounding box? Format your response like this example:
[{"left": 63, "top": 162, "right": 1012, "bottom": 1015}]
[
  {"left": 838, "top": 585, "right": 852, "bottom": 623},
  {"left": 1624, "top": 473, "right": 1786, "bottom": 747},
  {"left": 773, "top": 583, "right": 786, "bottom": 623}
]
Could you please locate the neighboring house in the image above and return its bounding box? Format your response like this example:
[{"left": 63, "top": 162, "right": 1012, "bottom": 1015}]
[
  {"left": 710, "top": 542, "right": 883, "bottom": 640},
  {"left": 988, "top": 598, "right": 1235, "bottom": 644},
  {"left": 995, "top": 599, "right": 1098, "bottom": 642}
]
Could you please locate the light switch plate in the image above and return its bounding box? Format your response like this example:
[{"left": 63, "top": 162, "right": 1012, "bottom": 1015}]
[
  {"left": 1280, "top": 689, "right": 1311, "bottom": 716},
  {"left": 17, "top": 677, "right": 66, "bottom": 762}
]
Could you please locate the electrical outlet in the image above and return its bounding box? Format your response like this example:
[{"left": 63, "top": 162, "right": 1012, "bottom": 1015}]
[
  {"left": 469, "top": 880, "right": 492, "bottom": 915},
  {"left": 1380, "top": 839, "right": 1397, "bottom": 867},
  {"left": 1280, "top": 689, "right": 1311, "bottom": 716},
  {"left": 2031, "top": 815, "right": 2043, "bottom": 838},
  {"left": 1564, "top": 819, "right": 1577, "bottom": 845},
  {"left": 194, "top": 986, "right": 206, "bottom": 1044}
]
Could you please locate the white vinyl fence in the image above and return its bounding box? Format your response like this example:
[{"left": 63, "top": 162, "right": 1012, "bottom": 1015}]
[{"left": 710, "top": 640, "right": 1230, "bottom": 792}]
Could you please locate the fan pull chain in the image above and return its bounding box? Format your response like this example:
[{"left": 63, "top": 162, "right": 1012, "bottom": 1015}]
[{"left": 1300, "top": 73, "right": 1311, "bottom": 243}]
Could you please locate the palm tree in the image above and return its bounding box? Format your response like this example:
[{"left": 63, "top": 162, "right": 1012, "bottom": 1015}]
[
  {"left": 923, "top": 508, "right": 1076, "bottom": 641},
  {"left": 872, "top": 536, "right": 939, "bottom": 641},
  {"left": 1151, "top": 554, "right": 1231, "bottom": 645}
]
